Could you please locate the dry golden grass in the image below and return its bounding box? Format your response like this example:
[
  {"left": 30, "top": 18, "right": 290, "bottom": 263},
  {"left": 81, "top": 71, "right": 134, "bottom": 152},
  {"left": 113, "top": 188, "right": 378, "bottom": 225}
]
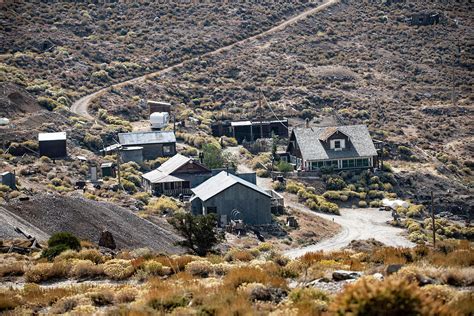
[
  {"left": 223, "top": 266, "right": 286, "bottom": 290},
  {"left": 24, "top": 261, "right": 69, "bottom": 283}
]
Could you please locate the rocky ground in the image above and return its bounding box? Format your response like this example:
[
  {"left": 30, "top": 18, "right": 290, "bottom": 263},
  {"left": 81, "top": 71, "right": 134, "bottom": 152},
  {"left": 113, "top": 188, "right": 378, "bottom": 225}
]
[{"left": 1, "top": 194, "right": 183, "bottom": 253}]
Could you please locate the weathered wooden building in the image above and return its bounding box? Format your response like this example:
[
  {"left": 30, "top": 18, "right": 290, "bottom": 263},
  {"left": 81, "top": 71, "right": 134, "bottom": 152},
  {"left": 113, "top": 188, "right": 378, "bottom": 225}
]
[
  {"left": 190, "top": 171, "right": 272, "bottom": 225},
  {"left": 286, "top": 125, "right": 378, "bottom": 171},
  {"left": 38, "top": 132, "right": 67, "bottom": 159},
  {"left": 118, "top": 131, "right": 176, "bottom": 161},
  {"left": 142, "top": 154, "right": 211, "bottom": 196},
  {"left": 0, "top": 171, "right": 16, "bottom": 190},
  {"left": 101, "top": 162, "right": 116, "bottom": 178},
  {"left": 211, "top": 119, "right": 289, "bottom": 143}
]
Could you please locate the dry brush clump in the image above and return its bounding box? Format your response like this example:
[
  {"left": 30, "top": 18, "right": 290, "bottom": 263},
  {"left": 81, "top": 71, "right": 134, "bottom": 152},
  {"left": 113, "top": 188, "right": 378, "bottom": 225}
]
[{"left": 329, "top": 276, "right": 450, "bottom": 316}]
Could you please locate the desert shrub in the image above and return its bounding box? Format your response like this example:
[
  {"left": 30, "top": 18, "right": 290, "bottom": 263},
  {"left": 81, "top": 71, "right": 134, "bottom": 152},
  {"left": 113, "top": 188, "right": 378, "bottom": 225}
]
[
  {"left": 224, "top": 249, "right": 256, "bottom": 262},
  {"left": 358, "top": 200, "right": 367, "bottom": 208},
  {"left": 185, "top": 260, "right": 213, "bottom": 277},
  {"left": 78, "top": 249, "right": 104, "bottom": 264},
  {"left": 289, "top": 288, "right": 330, "bottom": 314},
  {"left": 134, "top": 192, "right": 151, "bottom": 204},
  {"left": 115, "top": 288, "right": 137, "bottom": 303},
  {"left": 48, "top": 232, "right": 81, "bottom": 251},
  {"left": 256, "top": 168, "right": 270, "bottom": 177},
  {"left": 223, "top": 266, "right": 286, "bottom": 290},
  {"left": 41, "top": 244, "right": 71, "bottom": 261},
  {"left": 121, "top": 179, "right": 137, "bottom": 193},
  {"left": 272, "top": 181, "right": 286, "bottom": 191},
  {"left": 257, "top": 242, "right": 273, "bottom": 252},
  {"left": 286, "top": 180, "right": 304, "bottom": 194},
  {"left": 24, "top": 261, "right": 69, "bottom": 283},
  {"left": 326, "top": 176, "right": 346, "bottom": 190},
  {"left": 89, "top": 290, "right": 114, "bottom": 306},
  {"left": 277, "top": 160, "right": 293, "bottom": 173},
  {"left": 143, "top": 260, "right": 165, "bottom": 276},
  {"left": 69, "top": 260, "right": 104, "bottom": 279},
  {"left": 0, "top": 261, "right": 24, "bottom": 277},
  {"left": 145, "top": 196, "right": 179, "bottom": 214},
  {"left": 50, "top": 297, "right": 78, "bottom": 314},
  {"left": 83, "top": 133, "right": 103, "bottom": 150},
  {"left": 103, "top": 259, "right": 135, "bottom": 280},
  {"left": 329, "top": 276, "right": 448, "bottom": 316}
]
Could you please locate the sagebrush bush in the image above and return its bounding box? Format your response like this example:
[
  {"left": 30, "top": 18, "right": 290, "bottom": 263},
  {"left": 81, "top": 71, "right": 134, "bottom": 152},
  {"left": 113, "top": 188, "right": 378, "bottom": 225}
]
[
  {"left": 24, "top": 261, "right": 69, "bottom": 283},
  {"left": 329, "top": 276, "right": 448, "bottom": 316},
  {"left": 69, "top": 260, "right": 104, "bottom": 279},
  {"left": 185, "top": 260, "right": 213, "bottom": 277},
  {"left": 103, "top": 259, "right": 135, "bottom": 280}
]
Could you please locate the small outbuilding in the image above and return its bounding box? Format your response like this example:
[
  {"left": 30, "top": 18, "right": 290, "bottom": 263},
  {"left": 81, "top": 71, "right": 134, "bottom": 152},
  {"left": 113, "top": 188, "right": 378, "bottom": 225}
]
[
  {"left": 120, "top": 146, "right": 144, "bottom": 164},
  {"left": 38, "top": 132, "right": 67, "bottom": 159},
  {"left": 118, "top": 131, "right": 176, "bottom": 161},
  {"left": 148, "top": 101, "right": 171, "bottom": 115},
  {"left": 190, "top": 171, "right": 272, "bottom": 225},
  {"left": 101, "top": 162, "right": 116, "bottom": 178},
  {"left": 0, "top": 171, "right": 16, "bottom": 190}
]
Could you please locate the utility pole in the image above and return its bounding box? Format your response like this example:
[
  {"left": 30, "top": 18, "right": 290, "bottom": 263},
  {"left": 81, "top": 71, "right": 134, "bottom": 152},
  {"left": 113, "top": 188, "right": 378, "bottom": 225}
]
[
  {"left": 258, "top": 90, "right": 263, "bottom": 141},
  {"left": 431, "top": 191, "right": 436, "bottom": 248}
]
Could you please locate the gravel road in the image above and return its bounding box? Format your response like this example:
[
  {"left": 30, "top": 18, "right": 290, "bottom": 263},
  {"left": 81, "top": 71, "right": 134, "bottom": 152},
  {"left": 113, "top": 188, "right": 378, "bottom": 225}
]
[
  {"left": 284, "top": 200, "right": 415, "bottom": 258},
  {"left": 70, "top": 0, "right": 339, "bottom": 120}
]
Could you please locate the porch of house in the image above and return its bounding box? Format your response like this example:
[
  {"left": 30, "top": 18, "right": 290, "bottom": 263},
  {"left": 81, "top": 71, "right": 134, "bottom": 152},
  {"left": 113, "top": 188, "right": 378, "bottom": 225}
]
[
  {"left": 289, "top": 155, "right": 374, "bottom": 171},
  {"left": 152, "top": 181, "right": 192, "bottom": 197}
]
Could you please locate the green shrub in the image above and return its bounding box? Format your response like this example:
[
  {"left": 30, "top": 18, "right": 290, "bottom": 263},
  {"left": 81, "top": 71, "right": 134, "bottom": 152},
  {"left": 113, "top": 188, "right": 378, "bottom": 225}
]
[
  {"left": 41, "top": 244, "right": 70, "bottom": 261},
  {"left": 277, "top": 161, "right": 293, "bottom": 173},
  {"left": 326, "top": 176, "right": 347, "bottom": 190},
  {"left": 48, "top": 232, "right": 81, "bottom": 250},
  {"left": 358, "top": 200, "right": 367, "bottom": 208}
]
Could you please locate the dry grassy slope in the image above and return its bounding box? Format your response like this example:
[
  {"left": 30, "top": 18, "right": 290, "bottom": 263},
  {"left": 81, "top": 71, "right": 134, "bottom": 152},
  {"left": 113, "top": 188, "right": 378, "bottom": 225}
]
[
  {"left": 0, "top": 1, "right": 318, "bottom": 102},
  {"left": 91, "top": 0, "right": 473, "bottom": 211},
  {"left": 3, "top": 194, "right": 184, "bottom": 253}
]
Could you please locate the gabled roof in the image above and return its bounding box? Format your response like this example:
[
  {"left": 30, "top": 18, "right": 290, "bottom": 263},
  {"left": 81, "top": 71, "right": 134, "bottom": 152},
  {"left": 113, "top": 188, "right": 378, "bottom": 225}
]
[
  {"left": 291, "top": 125, "right": 377, "bottom": 161},
  {"left": 38, "top": 132, "right": 66, "bottom": 141},
  {"left": 118, "top": 131, "right": 176, "bottom": 146},
  {"left": 191, "top": 171, "right": 271, "bottom": 202},
  {"left": 318, "top": 126, "right": 349, "bottom": 141},
  {"left": 142, "top": 154, "right": 209, "bottom": 183}
]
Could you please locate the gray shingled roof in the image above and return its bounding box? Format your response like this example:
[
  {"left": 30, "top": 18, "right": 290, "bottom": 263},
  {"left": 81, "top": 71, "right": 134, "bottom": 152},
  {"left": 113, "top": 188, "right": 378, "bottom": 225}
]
[
  {"left": 292, "top": 125, "right": 377, "bottom": 161},
  {"left": 191, "top": 171, "right": 271, "bottom": 202},
  {"left": 118, "top": 131, "right": 176, "bottom": 146}
]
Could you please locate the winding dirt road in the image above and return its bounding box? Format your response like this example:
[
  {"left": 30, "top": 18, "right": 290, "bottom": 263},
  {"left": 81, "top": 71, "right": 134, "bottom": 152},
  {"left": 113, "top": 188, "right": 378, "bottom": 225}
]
[{"left": 70, "top": 0, "right": 339, "bottom": 120}]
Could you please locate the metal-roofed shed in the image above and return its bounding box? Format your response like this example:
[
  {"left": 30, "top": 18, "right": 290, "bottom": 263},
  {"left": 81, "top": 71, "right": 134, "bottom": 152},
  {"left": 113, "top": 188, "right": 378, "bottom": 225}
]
[
  {"left": 118, "top": 131, "right": 176, "bottom": 160},
  {"left": 38, "top": 132, "right": 67, "bottom": 158},
  {"left": 191, "top": 171, "right": 272, "bottom": 225}
]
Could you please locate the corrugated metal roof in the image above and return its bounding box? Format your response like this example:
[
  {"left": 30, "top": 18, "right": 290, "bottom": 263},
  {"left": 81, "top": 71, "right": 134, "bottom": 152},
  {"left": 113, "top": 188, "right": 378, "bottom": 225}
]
[
  {"left": 101, "top": 162, "right": 114, "bottom": 168},
  {"left": 148, "top": 101, "right": 171, "bottom": 106},
  {"left": 231, "top": 121, "right": 252, "bottom": 127},
  {"left": 142, "top": 154, "right": 191, "bottom": 183},
  {"left": 292, "top": 125, "right": 377, "bottom": 161},
  {"left": 38, "top": 132, "right": 66, "bottom": 141},
  {"left": 191, "top": 171, "right": 271, "bottom": 202},
  {"left": 118, "top": 131, "right": 176, "bottom": 146},
  {"left": 142, "top": 170, "right": 185, "bottom": 183}
]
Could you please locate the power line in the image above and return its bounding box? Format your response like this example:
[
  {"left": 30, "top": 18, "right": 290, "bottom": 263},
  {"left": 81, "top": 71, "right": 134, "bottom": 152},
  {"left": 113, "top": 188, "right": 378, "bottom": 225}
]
[{"left": 259, "top": 89, "right": 289, "bottom": 130}]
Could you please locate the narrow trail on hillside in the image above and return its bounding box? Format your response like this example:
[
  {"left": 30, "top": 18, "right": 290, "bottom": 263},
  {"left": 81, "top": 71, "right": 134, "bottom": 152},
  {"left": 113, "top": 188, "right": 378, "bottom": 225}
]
[{"left": 70, "top": 0, "right": 339, "bottom": 120}]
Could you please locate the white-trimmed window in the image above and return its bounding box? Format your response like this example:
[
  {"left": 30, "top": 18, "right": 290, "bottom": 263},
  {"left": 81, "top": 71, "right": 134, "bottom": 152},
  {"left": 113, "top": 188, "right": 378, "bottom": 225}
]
[{"left": 330, "top": 139, "right": 345, "bottom": 151}]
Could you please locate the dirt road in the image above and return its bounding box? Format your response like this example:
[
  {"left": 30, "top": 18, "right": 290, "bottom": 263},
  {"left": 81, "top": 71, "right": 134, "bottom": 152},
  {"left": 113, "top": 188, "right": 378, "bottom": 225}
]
[
  {"left": 70, "top": 0, "right": 339, "bottom": 120},
  {"left": 284, "top": 196, "right": 415, "bottom": 258},
  {"left": 225, "top": 146, "right": 415, "bottom": 257}
]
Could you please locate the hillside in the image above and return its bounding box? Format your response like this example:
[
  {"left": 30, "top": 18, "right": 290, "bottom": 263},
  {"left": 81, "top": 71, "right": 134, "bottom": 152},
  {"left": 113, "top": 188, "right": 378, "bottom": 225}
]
[
  {"left": 88, "top": 0, "right": 473, "bottom": 211},
  {"left": 0, "top": 1, "right": 319, "bottom": 103},
  {"left": 2, "top": 194, "right": 183, "bottom": 252}
]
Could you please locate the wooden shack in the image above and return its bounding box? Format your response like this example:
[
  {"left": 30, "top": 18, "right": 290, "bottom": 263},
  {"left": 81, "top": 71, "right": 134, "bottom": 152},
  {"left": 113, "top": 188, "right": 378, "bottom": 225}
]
[
  {"left": 38, "top": 132, "right": 67, "bottom": 159},
  {"left": 0, "top": 171, "right": 16, "bottom": 190},
  {"left": 148, "top": 101, "right": 171, "bottom": 115}
]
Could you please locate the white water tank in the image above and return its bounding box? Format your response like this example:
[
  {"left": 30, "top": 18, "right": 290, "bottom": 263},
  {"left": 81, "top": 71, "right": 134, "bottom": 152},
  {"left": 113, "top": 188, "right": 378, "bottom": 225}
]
[
  {"left": 150, "top": 112, "right": 169, "bottom": 130},
  {"left": 0, "top": 118, "right": 10, "bottom": 125}
]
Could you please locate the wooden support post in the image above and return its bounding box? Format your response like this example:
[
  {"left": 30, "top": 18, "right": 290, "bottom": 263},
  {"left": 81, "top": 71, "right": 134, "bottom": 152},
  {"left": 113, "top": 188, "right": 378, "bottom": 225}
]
[{"left": 116, "top": 149, "right": 122, "bottom": 191}]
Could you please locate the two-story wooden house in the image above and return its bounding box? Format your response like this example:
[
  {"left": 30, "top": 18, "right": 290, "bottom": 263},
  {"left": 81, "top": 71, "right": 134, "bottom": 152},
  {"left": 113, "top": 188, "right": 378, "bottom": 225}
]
[{"left": 286, "top": 125, "right": 378, "bottom": 171}]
